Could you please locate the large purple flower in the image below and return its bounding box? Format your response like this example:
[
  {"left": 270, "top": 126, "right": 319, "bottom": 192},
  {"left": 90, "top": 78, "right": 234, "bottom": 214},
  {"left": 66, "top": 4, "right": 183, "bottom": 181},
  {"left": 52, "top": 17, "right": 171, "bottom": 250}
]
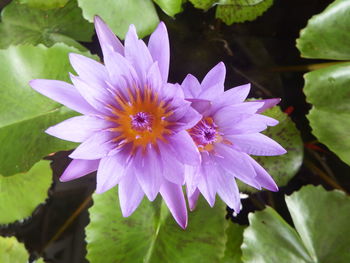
[
  {"left": 181, "top": 63, "right": 287, "bottom": 212},
  {"left": 30, "top": 17, "right": 201, "bottom": 228}
]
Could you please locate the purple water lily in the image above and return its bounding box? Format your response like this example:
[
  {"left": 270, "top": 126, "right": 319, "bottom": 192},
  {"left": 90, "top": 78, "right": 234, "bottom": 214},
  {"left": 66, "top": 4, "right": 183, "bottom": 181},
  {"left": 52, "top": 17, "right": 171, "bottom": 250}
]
[
  {"left": 181, "top": 63, "right": 287, "bottom": 212},
  {"left": 30, "top": 17, "right": 202, "bottom": 228}
]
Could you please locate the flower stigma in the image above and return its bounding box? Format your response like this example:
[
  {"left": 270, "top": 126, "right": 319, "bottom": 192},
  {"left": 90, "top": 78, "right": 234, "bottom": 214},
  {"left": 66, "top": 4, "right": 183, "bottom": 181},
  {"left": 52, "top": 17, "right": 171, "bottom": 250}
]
[
  {"left": 189, "top": 117, "right": 224, "bottom": 152},
  {"left": 130, "top": 111, "right": 153, "bottom": 132}
]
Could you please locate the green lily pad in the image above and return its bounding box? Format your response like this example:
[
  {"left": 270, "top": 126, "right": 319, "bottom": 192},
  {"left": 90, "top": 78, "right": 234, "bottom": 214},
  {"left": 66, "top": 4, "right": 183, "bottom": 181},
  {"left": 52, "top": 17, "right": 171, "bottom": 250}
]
[
  {"left": 0, "top": 0, "right": 93, "bottom": 49},
  {"left": 296, "top": 1, "right": 350, "bottom": 165},
  {"left": 18, "top": 0, "right": 69, "bottom": 9},
  {"left": 238, "top": 106, "right": 304, "bottom": 192},
  {"left": 296, "top": 0, "right": 350, "bottom": 60},
  {"left": 242, "top": 185, "right": 350, "bottom": 263},
  {"left": 216, "top": 0, "right": 274, "bottom": 25},
  {"left": 86, "top": 188, "right": 227, "bottom": 262},
  {"left": 303, "top": 63, "right": 350, "bottom": 165},
  {"left": 189, "top": 0, "right": 216, "bottom": 10},
  {"left": 0, "top": 160, "right": 51, "bottom": 224},
  {"left": 221, "top": 222, "right": 245, "bottom": 263},
  {"left": 78, "top": 0, "right": 159, "bottom": 39},
  {"left": 0, "top": 237, "right": 29, "bottom": 262},
  {"left": 153, "top": 0, "right": 183, "bottom": 17},
  {"left": 0, "top": 236, "right": 44, "bottom": 262},
  {"left": 0, "top": 44, "right": 98, "bottom": 176}
]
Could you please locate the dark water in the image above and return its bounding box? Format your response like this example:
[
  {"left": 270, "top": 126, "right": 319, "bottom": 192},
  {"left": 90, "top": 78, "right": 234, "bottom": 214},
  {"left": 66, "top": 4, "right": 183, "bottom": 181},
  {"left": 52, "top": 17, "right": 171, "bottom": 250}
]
[{"left": 2, "top": 0, "right": 350, "bottom": 262}]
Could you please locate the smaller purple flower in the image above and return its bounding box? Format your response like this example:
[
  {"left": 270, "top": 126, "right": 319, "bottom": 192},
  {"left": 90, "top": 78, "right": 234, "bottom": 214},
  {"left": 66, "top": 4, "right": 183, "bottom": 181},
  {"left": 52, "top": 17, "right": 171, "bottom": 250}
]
[{"left": 181, "top": 62, "right": 287, "bottom": 212}]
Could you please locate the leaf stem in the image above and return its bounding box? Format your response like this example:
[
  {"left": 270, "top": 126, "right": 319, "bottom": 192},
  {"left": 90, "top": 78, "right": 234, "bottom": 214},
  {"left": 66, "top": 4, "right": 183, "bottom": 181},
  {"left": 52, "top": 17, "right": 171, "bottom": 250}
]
[
  {"left": 230, "top": 66, "right": 273, "bottom": 97},
  {"left": 40, "top": 194, "right": 92, "bottom": 254},
  {"left": 267, "top": 192, "right": 275, "bottom": 208},
  {"left": 249, "top": 195, "right": 266, "bottom": 210},
  {"left": 306, "top": 147, "right": 337, "bottom": 181},
  {"left": 305, "top": 160, "right": 348, "bottom": 194},
  {"left": 271, "top": 61, "right": 350, "bottom": 72}
]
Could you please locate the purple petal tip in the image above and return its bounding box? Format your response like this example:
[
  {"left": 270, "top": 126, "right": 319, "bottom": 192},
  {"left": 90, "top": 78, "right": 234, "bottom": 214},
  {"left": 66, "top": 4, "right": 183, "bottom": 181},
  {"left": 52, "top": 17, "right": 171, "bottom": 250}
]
[
  {"left": 28, "top": 79, "right": 35, "bottom": 86},
  {"left": 121, "top": 209, "right": 132, "bottom": 218},
  {"left": 128, "top": 24, "right": 137, "bottom": 34},
  {"left": 179, "top": 220, "right": 188, "bottom": 229},
  {"left": 157, "top": 21, "right": 167, "bottom": 31},
  {"left": 271, "top": 185, "right": 279, "bottom": 192},
  {"left": 264, "top": 182, "right": 279, "bottom": 192},
  {"left": 59, "top": 176, "right": 69, "bottom": 182},
  {"left": 217, "top": 61, "right": 225, "bottom": 67},
  {"left": 94, "top": 15, "right": 103, "bottom": 24},
  {"left": 28, "top": 79, "right": 41, "bottom": 90},
  {"left": 278, "top": 147, "right": 288, "bottom": 155},
  {"left": 45, "top": 126, "right": 54, "bottom": 135},
  {"left": 256, "top": 98, "right": 282, "bottom": 113}
]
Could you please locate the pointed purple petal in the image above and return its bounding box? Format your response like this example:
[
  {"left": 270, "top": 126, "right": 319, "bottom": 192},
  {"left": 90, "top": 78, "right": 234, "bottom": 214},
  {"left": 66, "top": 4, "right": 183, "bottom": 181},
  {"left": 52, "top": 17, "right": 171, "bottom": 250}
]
[
  {"left": 198, "top": 171, "right": 217, "bottom": 207},
  {"left": 181, "top": 74, "right": 202, "bottom": 98},
  {"left": 167, "top": 103, "right": 190, "bottom": 123},
  {"left": 69, "top": 131, "right": 115, "bottom": 160},
  {"left": 29, "top": 79, "right": 97, "bottom": 115},
  {"left": 70, "top": 74, "right": 112, "bottom": 114},
  {"left": 46, "top": 116, "right": 110, "bottom": 143},
  {"left": 216, "top": 172, "right": 241, "bottom": 212},
  {"left": 166, "top": 96, "right": 194, "bottom": 123},
  {"left": 211, "top": 83, "right": 251, "bottom": 113},
  {"left": 124, "top": 24, "right": 153, "bottom": 84},
  {"left": 94, "top": 16, "right": 124, "bottom": 56},
  {"left": 245, "top": 154, "right": 278, "bottom": 191},
  {"left": 172, "top": 106, "right": 202, "bottom": 132},
  {"left": 158, "top": 141, "right": 185, "bottom": 185},
  {"left": 160, "top": 180, "right": 188, "bottom": 229},
  {"left": 162, "top": 83, "right": 185, "bottom": 100},
  {"left": 187, "top": 188, "right": 200, "bottom": 211},
  {"left": 148, "top": 22, "right": 170, "bottom": 82},
  {"left": 214, "top": 144, "right": 260, "bottom": 188},
  {"left": 146, "top": 62, "right": 163, "bottom": 93},
  {"left": 201, "top": 62, "right": 226, "bottom": 88},
  {"left": 213, "top": 102, "right": 264, "bottom": 124},
  {"left": 60, "top": 159, "right": 99, "bottom": 182},
  {"left": 184, "top": 164, "right": 201, "bottom": 196},
  {"left": 221, "top": 114, "right": 279, "bottom": 135},
  {"left": 187, "top": 98, "right": 211, "bottom": 114},
  {"left": 168, "top": 131, "right": 201, "bottom": 166},
  {"left": 96, "top": 154, "right": 128, "bottom": 193},
  {"left": 256, "top": 98, "right": 281, "bottom": 113},
  {"left": 224, "top": 83, "right": 251, "bottom": 103},
  {"left": 103, "top": 48, "right": 139, "bottom": 91},
  {"left": 200, "top": 62, "right": 225, "bottom": 100},
  {"left": 254, "top": 114, "right": 279, "bottom": 126},
  {"left": 118, "top": 173, "right": 144, "bottom": 217},
  {"left": 197, "top": 154, "right": 218, "bottom": 207},
  {"left": 69, "top": 53, "right": 109, "bottom": 85},
  {"left": 228, "top": 133, "right": 287, "bottom": 156},
  {"left": 134, "top": 146, "right": 163, "bottom": 201}
]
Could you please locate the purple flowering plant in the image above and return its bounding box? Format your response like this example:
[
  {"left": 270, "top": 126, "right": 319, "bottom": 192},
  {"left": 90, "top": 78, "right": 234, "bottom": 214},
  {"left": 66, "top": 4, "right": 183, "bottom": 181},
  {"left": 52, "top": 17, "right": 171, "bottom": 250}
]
[
  {"left": 4, "top": 1, "right": 350, "bottom": 261},
  {"left": 30, "top": 17, "right": 286, "bottom": 229}
]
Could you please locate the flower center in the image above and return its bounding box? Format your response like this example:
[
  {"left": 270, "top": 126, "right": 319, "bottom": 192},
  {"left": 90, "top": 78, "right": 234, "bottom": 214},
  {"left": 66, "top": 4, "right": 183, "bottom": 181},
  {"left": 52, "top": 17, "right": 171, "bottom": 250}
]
[
  {"left": 130, "top": 112, "right": 153, "bottom": 131},
  {"left": 106, "top": 87, "right": 173, "bottom": 152},
  {"left": 188, "top": 117, "right": 222, "bottom": 152},
  {"left": 203, "top": 129, "right": 216, "bottom": 143}
]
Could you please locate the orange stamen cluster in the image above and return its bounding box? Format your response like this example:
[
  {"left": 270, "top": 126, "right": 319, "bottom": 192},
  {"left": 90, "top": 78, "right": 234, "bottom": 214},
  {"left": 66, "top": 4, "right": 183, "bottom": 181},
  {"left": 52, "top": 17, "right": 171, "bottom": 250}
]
[{"left": 106, "top": 87, "right": 173, "bottom": 152}]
